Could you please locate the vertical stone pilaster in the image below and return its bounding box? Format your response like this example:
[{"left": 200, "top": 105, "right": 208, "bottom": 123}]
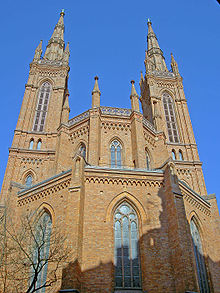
[
  {"left": 130, "top": 112, "right": 146, "bottom": 168},
  {"left": 88, "top": 108, "right": 101, "bottom": 166}
]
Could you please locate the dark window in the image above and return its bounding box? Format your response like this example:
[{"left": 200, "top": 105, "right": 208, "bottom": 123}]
[
  {"left": 33, "top": 82, "right": 51, "bottom": 132},
  {"left": 163, "top": 93, "right": 179, "bottom": 143},
  {"left": 111, "top": 140, "right": 122, "bottom": 168},
  {"left": 190, "top": 218, "right": 210, "bottom": 293},
  {"left": 114, "top": 202, "right": 141, "bottom": 289}
]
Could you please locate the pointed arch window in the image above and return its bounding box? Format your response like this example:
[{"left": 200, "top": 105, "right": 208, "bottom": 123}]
[
  {"left": 114, "top": 202, "right": 141, "bottom": 289},
  {"left": 79, "top": 143, "right": 86, "bottom": 159},
  {"left": 145, "top": 150, "right": 150, "bottom": 170},
  {"left": 179, "top": 150, "right": 183, "bottom": 161},
  {"left": 29, "top": 139, "right": 34, "bottom": 150},
  {"left": 31, "top": 212, "right": 52, "bottom": 293},
  {"left": 163, "top": 92, "right": 179, "bottom": 143},
  {"left": 33, "top": 82, "right": 52, "bottom": 132},
  {"left": 190, "top": 218, "right": 210, "bottom": 293},
  {"left": 111, "top": 140, "right": 122, "bottom": 168},
  {"left": 25, "top": 175, "right": 33, "bottom": 187},
  {"left": 172, "top": 150, "right": 176, "bottom": 160},
  {"left": 37, "top": 140, "right": 42, "bottom": 150}
]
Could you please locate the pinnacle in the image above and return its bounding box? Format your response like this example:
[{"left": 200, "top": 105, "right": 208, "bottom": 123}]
[
  {"left": 130, "top": 80, "right": 138, "bottom": 97},
  {"left": 92, "top": 76, "right": 101, "bottom": 94}
]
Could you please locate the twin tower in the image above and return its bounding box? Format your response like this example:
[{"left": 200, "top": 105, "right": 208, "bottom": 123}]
[{"left": 1, "top": 10, "right": 220, "bottom": 293}]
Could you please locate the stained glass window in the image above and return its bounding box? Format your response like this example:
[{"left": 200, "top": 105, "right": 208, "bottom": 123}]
[
  {"left": 190, "top": 218, "right": 210, "bottom": 293},
  {"left": 114, "top": 202, "right": 141, "bottom": 289},
  {"left": 111, "top": 140, "right": 122, "bottom": 168},
  {"left": 163, "top": 92, "right": 179, "bottom": 143},
  {"left": 33, "top": 82, "right": 51, "bottom": 132}
]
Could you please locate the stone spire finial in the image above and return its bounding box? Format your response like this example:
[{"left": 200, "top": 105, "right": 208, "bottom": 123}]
[
  {"left": 92, "top": 76, "right": 101, "bottom": 94},
  {"left": 171, "top": 53, "right": 180, "bottom": 75},
  {"left": 44, "top": 11, "right": 65, "bottom": 61},
  {"left": 92, "top": 76, "right": 101, "bottom": 108},
  {"left": 33, "top": 40, "right": 42, "bottom": 61},
  {"left": 130, "top": 80, "right": 138, "bottom": 98},
  {"left": 130, "top": 81, "right": 140, "bottom": 112},
  {"left": 146, "top": 19, "right": 167, "bottom": 72}
]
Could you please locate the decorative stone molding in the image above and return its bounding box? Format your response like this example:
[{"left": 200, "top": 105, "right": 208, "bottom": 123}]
[
  {"left": 68, "top": 110, "right": 90, "bottom": 126},
  {"left": 142, "top": 117, "right": 156, "bottom": 133},
  {"left": 183, "top": 193, "right": 211, "bottom": 217},
  {"left": 177, "top": 168, "right": 191, "bottom": 176},
  {"left": 143, "top": 131, "right": 156, "bottom": 147},
  {"left": 100, "top": 106, "right": 131, "bottom": 117},
  {"left": 17, "top": 178, "right": 71, "bottom": 207},
  {"left": 101, "top": 122, "right": 130, "bottom": 131},
  {"left": 69, "top": 126, "right": 89, "bottom": 141},
  {"left": 85, "top": 176, "right": 163, "bottom": 187},
  {"left": 157, "top": 81, "right": 175, "bottom": 88},
  {"left": 152, "top": 70, "right": 175, "bottom": 78},
  {"left": 20, "top": 157, "right": 44, "bottom": 165}
]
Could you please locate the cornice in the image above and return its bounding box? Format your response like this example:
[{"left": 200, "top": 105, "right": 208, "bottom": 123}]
[
  {"left": 179, "top": 180, "right": 211, "bottom": 217},
  {"left": 17, "top": 169, "right": 71, "bottom": 206},
  {"left": 9, "top": 147, "right": 56, "bottom": 156}
]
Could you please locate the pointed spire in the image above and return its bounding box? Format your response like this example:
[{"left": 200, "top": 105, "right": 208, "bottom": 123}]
[
  {"left": 44, "top": 10, "right": 65, "bottom": 61},
  {"left": 146, "top": 19, "right": 167, "bottom": 72},
  {"left": 130, "top": 81, "right": 140, "bottom": 112},
  {"left": 33, "top": 40, "right": 42, "bottom": 61},
  {"left": 63, "top": 42, "right": 70, "bottom": 64},
  {"left": 92, "top": 76, "right": 101, "bottom": 94},
  {"left": 171, "top": 53, "right": 180, "bottom": 76},
  {"left": 92, "top": 76, "right": 101, "bottom": 108},
  {"left": 130, "top": 80, "right": 138, "bottom": 97}
]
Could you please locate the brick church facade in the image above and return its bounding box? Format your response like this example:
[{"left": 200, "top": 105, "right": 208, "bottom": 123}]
[{"left": 1, "top": 11, "right": 220, "bottom": 293}]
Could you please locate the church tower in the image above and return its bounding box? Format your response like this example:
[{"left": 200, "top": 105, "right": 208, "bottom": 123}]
[
  {"left": 140, "top": 19, "right": 206, "bottom": 195},
  {"left": 0, "top": 13, "right": 220, "bottom": 293},
  {"left": 1, "top": 10, "right": 70, "bottom": 200}
]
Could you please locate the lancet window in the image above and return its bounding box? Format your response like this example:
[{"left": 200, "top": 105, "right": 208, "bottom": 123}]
[
  {"left": 146, "top": 150, "right": 150, "bottom": 170},
  {"left": 29, "top": 139, "right": 34, "bottom": 150},
  {"left": 179, "top": 150, "right": 183, "bottom": 161},
  {"left": 79, "top": 143, "right": 86, "bottom": 159},
  {"left": 114, "top": 202, "right": 141, "bottom": 289},
  {"left": 163, "top": 92, "right": 179, "bottom": 143},
  {"left": 190, "top": 218, "right": 210, "bottom": 293},
  {"left": 172, "top": 150, "right": 176, "bottom": 160},
  {"left": 33, "top": 82, "right": 52, "bottom": 132},
  {"left": 37, "top": 140, "right": 42, "bottom": 150},
  {"left": 25, "top": 175, "right": 33, "bottom": 187},
  {"left": 111, "top": 140, "right": 122, "bottom": 168},
  {"left": 32, "top": 212, "right": 52, "bottom": 293}
]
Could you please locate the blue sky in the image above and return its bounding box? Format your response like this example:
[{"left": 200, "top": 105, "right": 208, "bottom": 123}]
[{"left": 0, "top": 0, "right": 219, "bottom": 208}]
